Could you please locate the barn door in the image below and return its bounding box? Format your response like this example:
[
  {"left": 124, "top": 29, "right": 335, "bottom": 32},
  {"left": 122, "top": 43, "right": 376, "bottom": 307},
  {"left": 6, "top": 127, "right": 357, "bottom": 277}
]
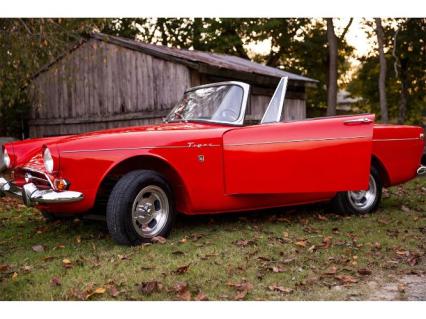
[{"left": 223, "top": 114, "right": 375, "bottom": 194}]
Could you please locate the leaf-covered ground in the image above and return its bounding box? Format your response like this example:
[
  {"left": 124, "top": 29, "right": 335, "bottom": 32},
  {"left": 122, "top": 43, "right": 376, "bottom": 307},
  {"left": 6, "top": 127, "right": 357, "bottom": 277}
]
[{"left": 0, "top": 178, "right": 425, "bottom": 301}]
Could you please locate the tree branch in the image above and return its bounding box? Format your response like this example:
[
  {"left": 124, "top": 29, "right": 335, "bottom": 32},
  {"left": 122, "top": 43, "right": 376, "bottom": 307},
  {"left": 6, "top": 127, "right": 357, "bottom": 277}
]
[
  {"left": 338, "top": 18, "right": 353, "bottom": 42},
  {"left": 18, "top": 18, "right": 32, "bottom": 35}
]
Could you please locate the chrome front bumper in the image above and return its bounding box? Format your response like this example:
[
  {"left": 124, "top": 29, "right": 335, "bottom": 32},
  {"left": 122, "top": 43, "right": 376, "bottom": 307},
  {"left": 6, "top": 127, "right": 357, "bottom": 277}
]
[
  {"left": 0, "top": 177, "right": 84, "bottom": 206},
  {"left": 418, "top": 165, "right": 426, "bottom": 176}
]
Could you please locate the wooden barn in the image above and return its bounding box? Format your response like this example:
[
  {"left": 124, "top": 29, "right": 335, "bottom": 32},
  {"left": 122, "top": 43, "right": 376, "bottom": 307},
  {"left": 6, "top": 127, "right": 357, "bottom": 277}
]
[{"left": 29, "top": 32, "right": 317, "bottom": 137}]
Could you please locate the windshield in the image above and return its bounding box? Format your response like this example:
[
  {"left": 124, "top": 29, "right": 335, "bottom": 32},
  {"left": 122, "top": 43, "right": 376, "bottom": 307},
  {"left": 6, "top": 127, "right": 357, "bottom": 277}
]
[{"left": 165, "top": 84, "right": 244, "bottom": 124}]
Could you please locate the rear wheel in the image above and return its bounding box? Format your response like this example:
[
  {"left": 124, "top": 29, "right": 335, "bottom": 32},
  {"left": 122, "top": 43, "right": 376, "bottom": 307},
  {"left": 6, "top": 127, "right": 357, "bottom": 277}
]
[
  {"left": 332, "top": 165, "right": 382, "bottom": 214},
  {"left": 106, "top": 170, "right": 175, "bottom": 245}
]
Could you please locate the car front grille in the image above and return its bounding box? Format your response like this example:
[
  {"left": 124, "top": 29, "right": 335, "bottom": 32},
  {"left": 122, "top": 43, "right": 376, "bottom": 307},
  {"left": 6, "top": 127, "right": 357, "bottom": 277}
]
[{"left": 22, "top": 168, "right": 53, "bottom": 190}]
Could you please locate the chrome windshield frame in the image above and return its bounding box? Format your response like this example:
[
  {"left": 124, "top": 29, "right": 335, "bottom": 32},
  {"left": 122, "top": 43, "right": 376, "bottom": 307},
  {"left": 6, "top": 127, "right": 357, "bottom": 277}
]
[{"left": 167, "top": 81, "right": 250, "bottom": 126}]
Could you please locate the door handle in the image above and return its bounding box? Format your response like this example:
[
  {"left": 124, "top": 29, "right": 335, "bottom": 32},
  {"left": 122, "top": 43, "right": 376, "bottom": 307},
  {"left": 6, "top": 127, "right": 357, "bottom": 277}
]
[{"left": 344, "top": 117, "right": 373, "bottom": 125}]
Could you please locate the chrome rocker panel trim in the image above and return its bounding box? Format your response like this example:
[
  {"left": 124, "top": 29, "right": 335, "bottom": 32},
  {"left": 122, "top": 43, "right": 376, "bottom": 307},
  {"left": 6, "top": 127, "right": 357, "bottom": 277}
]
[{"left": 0, "top": 177, "right": 84, "bottom": 206}]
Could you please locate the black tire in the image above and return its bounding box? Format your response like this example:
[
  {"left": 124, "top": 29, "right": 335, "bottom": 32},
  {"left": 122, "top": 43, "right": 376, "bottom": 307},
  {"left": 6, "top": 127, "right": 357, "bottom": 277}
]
[
  {"left": 332, "top": 165, "right": 383, "bottom": 214},
  {"left": 106, "top": 170, "right": 175, "bottom": 245}
]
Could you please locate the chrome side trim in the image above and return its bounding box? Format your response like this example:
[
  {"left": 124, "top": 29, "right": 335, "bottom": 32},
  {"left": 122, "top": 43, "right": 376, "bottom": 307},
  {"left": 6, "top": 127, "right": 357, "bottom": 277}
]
[
  {"left": 373, "top": 138, "right": 422, "bottom": 142},
  {"left": 225, "top": 135, "right": 370, "bottom": 147},
  {"left": 62, "top": 144, "right": 222, "bottom": 154}
]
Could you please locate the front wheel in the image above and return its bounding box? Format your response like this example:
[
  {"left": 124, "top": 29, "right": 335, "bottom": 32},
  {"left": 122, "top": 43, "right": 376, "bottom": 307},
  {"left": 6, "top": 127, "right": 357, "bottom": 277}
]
[
  {"left": 106, "top": 170, "right": 175, "bottom": 245},
  {"left": 332, "top": 166, "right": 383, "bottom": 214}
]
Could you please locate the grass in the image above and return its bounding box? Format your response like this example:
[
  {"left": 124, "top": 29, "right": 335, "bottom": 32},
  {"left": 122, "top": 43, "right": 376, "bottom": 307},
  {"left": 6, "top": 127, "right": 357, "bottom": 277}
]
[{"left": 0, "top": 178, "right": 425, "bottom": 301}]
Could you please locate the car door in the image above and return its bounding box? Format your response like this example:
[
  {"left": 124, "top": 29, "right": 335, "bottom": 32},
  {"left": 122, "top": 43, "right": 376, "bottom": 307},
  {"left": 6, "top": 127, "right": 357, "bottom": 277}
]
[
  {"left": 222, "top": 76, "right": 374, "bottom": 195},
  {"left": 223, "top": 115, "right": 375, "bottom": 194}
]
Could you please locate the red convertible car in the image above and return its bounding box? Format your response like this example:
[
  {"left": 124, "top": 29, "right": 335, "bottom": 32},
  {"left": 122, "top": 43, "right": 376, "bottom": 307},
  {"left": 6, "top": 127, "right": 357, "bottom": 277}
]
[{"left": 1, "top": 77, "right": 425, "bottom": 245}]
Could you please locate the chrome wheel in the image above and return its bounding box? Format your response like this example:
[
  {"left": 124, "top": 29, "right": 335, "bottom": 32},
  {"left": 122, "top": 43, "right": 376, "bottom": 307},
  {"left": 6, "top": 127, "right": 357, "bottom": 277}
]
[
  {"left": 348, "top": 174, "right": 377, "bottom": 211},
  {"left": 131, "top": 185, "right": 169, "bottom": 238}
]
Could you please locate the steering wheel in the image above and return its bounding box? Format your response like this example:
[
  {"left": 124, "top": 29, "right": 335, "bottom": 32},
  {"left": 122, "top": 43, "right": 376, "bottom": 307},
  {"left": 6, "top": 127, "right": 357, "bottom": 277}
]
[{"left": 220, "top": 108, "right": 238, "bottom": 121}]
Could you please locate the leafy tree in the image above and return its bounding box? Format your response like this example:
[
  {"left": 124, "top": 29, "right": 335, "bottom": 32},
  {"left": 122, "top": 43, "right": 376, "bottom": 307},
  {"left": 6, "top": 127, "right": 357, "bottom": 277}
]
[
  {"left": 0, "top": 18, "right": 105, "bottom": 137},
  {"left": 348, "top": 18, "right": 425, "bottom": 124}
]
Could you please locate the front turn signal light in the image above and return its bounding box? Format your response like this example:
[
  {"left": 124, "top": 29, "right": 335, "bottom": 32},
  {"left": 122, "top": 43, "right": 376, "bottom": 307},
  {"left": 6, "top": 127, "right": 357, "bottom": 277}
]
[{"left": 54, "top": 178, "right": 69, "bottom": 192}]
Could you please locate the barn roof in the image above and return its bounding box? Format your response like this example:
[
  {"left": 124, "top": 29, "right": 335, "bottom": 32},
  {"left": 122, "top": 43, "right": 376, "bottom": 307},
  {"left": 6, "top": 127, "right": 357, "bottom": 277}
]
[
  {"left": 33, "top": 32, "right": 317, "bottom": 86},
  {"left": 90, "top": 33, "right": 317, "bottom": 85}
]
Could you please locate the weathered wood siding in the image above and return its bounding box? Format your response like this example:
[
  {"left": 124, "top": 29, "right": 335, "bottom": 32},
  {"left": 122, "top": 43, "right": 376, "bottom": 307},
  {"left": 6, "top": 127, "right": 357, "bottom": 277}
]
[
  {"left": 30, "top": 40, "right": 191, "bottom": 137},
  {"left": 29, "top": 39, "right": 306, "bottom": 137}
]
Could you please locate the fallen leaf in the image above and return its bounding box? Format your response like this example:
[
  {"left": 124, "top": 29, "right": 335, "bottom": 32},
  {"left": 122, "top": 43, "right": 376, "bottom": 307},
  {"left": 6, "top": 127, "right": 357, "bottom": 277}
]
[
  {"left": 407, "top": 255, "right": 419, "bottom": 266},
  {"left": 398, "top": 283, "right": 406, "bottom": 293},
  {"left": 357, "top": 268, "right": 372, "bottom": 276},
  {"left": 234, "top": 239, "right": 256, "bottom": 247},
  {"left": 401, "top": 205, "right": 411, "bottom": 213},
  {"left": 335, "top": 275, "right": 358, "bottom": 284},
  {"left": 62, "top": 258, "right": 73, "bottom": 268},
  {"left": 138, "top": 281, "right": 162, "bottom": 295},
  {"left": 94, "top": 287, "right": 106, "bottom": 294},
  {"left": 270, "top": 266, "right": 285, "bottom": 273},
  {"left": 0, "top": 264, "right": 10, "bottom": 272},
  {"left": 12, "top": 272, "right": 18, "bottom": 280},
  {"left": 117, "top": 254, "right": 130, "bottom": 261},
  {"left": 151, "top": 236, "right": 167, "bottom": 244},
  {"left": 51, "top": 276, "right": 61, "bottom": 286},
  {"left": 317, "top": 214, "right": 328, "bottom": 221},
  {"left": 172, "top": 250, "right": 185, "bottom": 256},
  {"left": 173, "top": 264, "right": 191, "bottom": 275},
  {"left": 174, "top": 282, "right": 191, "bottom": 301},
  {"left": 108, "top": 286, "right": 120, "bottom": 297},
  {"left": 268, "top": 284, "right": 293, "bottom": 294},
  {"left": 323, "top": 266, "right": 338, "bottom": 275},
  {"left": 321, "top": 236, "right": 332, "bottom": 249},
  {"left": 194, "top": 291, "right": 209, "bottom": 301},
  {"left": 85, "top": 287, "right": 106, "bottom": 299},
  {"left": 234, "top": 290, "right": 248, "bottom": 300},
  {"left": 295, "top": 239, "right": 307, "bottom": 247},
  {"left": 32, "top": 244, "right": 45, "bottom": 253},
  {"left": 21, "top": 265, "right": 32, "bottom": 273},
  {"left": 308, "top": 245, "right": 316, "bottom": 253},
  {"left": 76, "top": 236, "right": 81, "bottom": 244},
  {"left": 43, "top": 256, "right": 55, "bottom": 262},
  {"left": 56, "top": 244, "right": 65, "bottom": 249},
  {"left": 228, "top": 281, "right": 253, "bottom": 300},
  {"left": 395, "top": 250, "right": 409, "bottom": 256}
]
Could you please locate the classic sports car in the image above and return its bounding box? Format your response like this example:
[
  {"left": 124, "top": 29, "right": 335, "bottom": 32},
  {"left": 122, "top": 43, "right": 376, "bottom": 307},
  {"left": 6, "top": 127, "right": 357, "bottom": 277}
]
[{"left": 1, "top": 77, "right": 425, "bottom": 245}]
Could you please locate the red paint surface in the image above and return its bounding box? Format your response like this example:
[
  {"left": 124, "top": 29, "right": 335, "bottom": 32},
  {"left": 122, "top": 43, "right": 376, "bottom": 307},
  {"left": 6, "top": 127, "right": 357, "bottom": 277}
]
[{"left": 3, "top": 115, "right": 424, "bottom": 215}]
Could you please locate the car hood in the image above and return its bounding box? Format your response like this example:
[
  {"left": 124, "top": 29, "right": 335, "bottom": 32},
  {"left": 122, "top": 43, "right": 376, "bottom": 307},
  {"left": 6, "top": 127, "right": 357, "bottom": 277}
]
[{"left": 9, "top": 122, "right": 231, "bottom": 166}]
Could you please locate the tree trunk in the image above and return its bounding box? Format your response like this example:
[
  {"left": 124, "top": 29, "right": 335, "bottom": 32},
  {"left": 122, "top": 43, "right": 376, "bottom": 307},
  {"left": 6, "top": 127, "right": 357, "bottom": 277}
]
[
  {"left": 326, "top": 18, "right": 337, "bottom": 116},
  {"left": 398, "top": 58, "right": 409, "bottom": 123},
  {"left": 375, "top": 18, "right": 388, "bottom": 123}
]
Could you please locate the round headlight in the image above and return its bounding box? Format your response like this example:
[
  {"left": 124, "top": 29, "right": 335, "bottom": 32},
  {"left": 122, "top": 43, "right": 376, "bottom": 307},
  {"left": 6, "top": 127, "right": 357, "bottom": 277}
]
[
  {"left": 3, "top": 148, "right": 11, "bottom": 168},
  {"left": 43, "top": 148, "right": 54, "bottom": 173}
]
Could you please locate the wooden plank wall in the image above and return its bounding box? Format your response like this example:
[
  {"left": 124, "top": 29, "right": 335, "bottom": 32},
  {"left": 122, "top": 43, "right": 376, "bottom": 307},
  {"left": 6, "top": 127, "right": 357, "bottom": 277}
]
[
  {"left": 29, "top": 40, "right": 191, "bottom": 137},
  {"left": 29, "top": 40, "right": 306, "bottom": 137}
]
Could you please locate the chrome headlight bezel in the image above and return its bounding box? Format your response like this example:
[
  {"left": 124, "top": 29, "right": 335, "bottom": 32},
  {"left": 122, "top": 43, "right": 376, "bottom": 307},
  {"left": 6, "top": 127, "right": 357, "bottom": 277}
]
[{"left": 43, "top": 147, "right": 54, "bottom": 174}]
